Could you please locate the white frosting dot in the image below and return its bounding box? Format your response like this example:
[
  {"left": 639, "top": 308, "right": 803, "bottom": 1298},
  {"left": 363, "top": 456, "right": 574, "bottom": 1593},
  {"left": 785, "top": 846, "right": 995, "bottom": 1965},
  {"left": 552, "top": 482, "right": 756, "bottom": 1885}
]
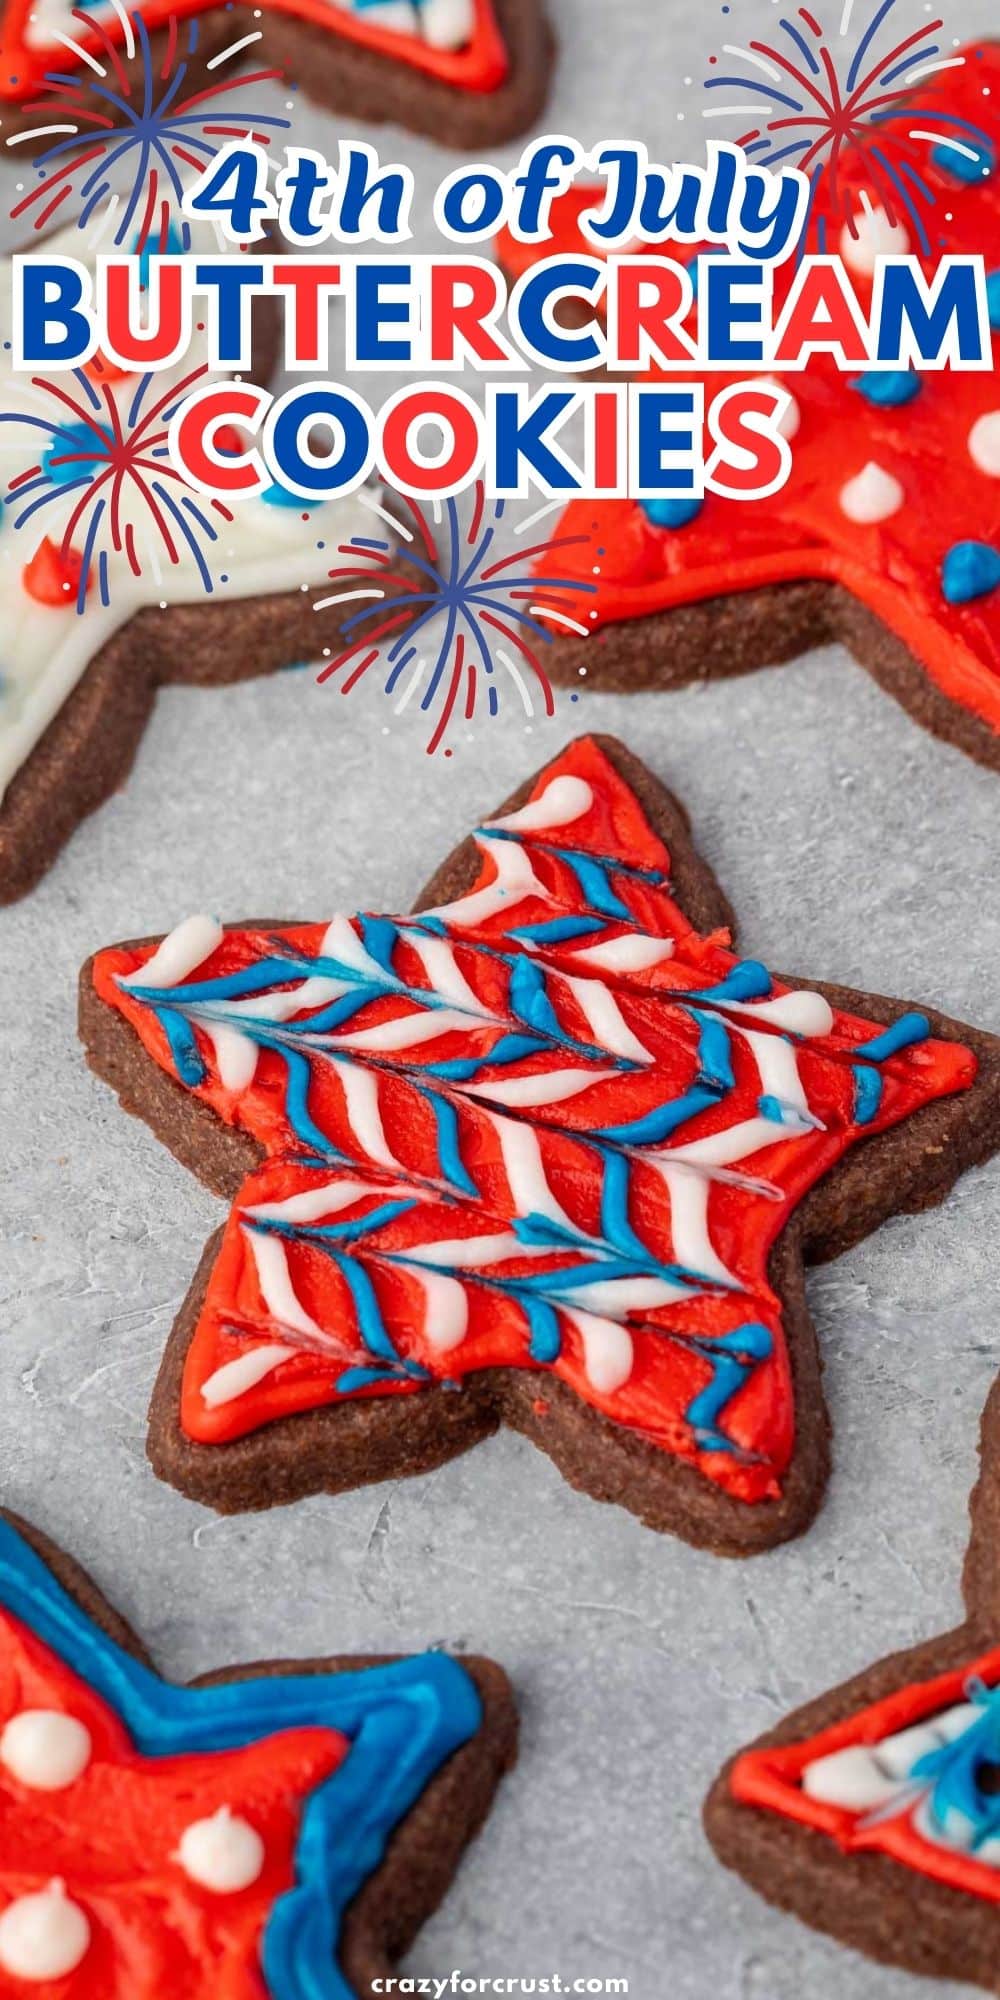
[
  {"left": 838, "top": 461, "right": 904, "bottom": 525},
  {"left": 756, "top": 377, "right": 801, "bottom": 440},
  {"left": 969, "top": 411, "right": 1000, "bottom": 477},
  {"left": 176, "top": 1808, "right": 265, "bottom": 1893},
  {"left": 0, "top": 1882, "right": 90, "bottom": 1981},
  {"left": 802, "top": 1743, "right": 901, "bottom": 1810},
  {"left": 839, "top": 205, "right": 911, "bottom": 274},
  {"left": 0, "top": 1712, "right": 91, "bottom": 1792}
]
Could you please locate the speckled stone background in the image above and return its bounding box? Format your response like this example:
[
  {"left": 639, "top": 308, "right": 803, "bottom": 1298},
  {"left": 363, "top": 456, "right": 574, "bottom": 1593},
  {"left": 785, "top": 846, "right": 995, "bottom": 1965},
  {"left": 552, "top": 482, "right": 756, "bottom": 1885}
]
[{"left": 1, "top": 1, "right": 999, "bottom": 1993}]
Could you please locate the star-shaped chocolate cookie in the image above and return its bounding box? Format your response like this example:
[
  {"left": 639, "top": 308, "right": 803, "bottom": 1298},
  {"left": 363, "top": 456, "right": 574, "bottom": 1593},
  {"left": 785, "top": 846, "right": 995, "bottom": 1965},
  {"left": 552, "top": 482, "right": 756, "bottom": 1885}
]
[
  {"left": 497, "top": 43, "right": 1000, "bottom": 771},
  {"left": 0, "top": 1510, "right": 515, "bottom": 1997},
  {"left": 705, "top": 1378, "right": 1000, "bottom": 1991},
  {"left": 0, "top": 0, "right": 553, "bottom": 149},
  {"left": 79, "top": 735, "right": 1000, "bottom": 1552}
]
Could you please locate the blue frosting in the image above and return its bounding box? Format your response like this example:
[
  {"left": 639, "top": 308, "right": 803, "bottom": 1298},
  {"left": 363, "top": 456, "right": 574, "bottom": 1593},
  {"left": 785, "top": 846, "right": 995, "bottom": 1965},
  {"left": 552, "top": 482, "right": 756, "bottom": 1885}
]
[
  {"left": 685, "top": 1323, "right": 774, "bottom": 1454},
  {"left": 942, "top": 541, "right": 1000, "bottom": 606},
  {"left": 642, "top": 497, "right": 704, "bottom": 531},
  {"left": 0, "top": 1517, "right": 481, "bottom": 2000},
  {"left": 43, "top": 421, "right": 111, "bottom": 486},
  {"left": 852, "top": 1013, "right": 930, "bottom": 1063},
  {"left": 133, "top": 221, "right": 184, "bottom": 292},
  {"left": 849, "top": 370, "right": 922, "bottom": 409},
  {"left": 911, "top": 1683, "right": 1000, "bottom": 1848},
  {"left": 987, "top": 271, "right": 1000, "bottom": 332},
  {"left": 931, "top": 139, "right": 995, "bottom": 184},
  {"left": 263, "top": 483, "right": 310, "bottom": 509},
  {"left": 852, "top": 1065, "right": 883, "bottom": 1126}
]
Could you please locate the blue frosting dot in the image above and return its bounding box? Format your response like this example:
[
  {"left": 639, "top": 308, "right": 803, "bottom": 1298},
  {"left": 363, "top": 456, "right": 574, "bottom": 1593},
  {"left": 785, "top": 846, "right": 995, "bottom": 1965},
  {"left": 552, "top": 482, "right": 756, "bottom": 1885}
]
[
  {"left": 643, "top": 497, "right": 704, "bottom": 530},
  {"left": 262, "top": 483, "right": 309, "bottom": 509},
  {"left": 43, "top": 422, "right": 111, "bottom": 484},
  {"left": 987, "top": 271, "right": 1000, "bottom": 332},
  {"left": 849, "top": 369, "right": 922, "bottom": 409},
  {"left": 941, "top": 540, "right": 1000, "bottom": 605},
  {"left": 931, "top": 139, "right": 995, "bottom": 184},
  {"left": 132, "top": 220, "right": 184, "bottom": 290}
]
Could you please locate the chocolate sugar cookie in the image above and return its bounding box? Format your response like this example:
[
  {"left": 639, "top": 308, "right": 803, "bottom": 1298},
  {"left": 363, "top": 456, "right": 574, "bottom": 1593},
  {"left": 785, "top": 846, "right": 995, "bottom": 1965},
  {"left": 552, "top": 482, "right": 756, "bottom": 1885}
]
[{"left": 79, "top": 735, "right": 1000, "bottom": 1550}]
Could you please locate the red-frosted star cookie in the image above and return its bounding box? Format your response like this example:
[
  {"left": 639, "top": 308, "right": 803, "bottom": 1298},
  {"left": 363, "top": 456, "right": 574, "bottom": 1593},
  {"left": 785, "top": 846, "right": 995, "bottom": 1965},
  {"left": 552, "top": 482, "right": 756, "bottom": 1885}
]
[
  {"left": 0, "top": 1510, "right": 515, "bottom": 1998},
  {"left": 705, "top": 1380, "right": 1000, "bottom": 1990},
  {"left": 79, "top": 736, "right": 1000, "bottom": 1551},
  {"left": 497, "top": 42, "right": 1000, "bottom": 768},
  {"left": 0, "top": 0, "right": 553, "bottom": 148}
]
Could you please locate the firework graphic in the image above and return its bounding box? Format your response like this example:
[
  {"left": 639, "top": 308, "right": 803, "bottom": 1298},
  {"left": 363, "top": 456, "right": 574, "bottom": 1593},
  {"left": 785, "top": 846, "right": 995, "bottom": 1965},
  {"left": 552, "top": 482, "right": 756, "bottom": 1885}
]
[
  {"left": 0, "top": 359, "right": 234, "bottom": 608},
  {"left": 704, "top": 0, "right": 994, "bottom": 251},
  {"left": 6, "top": 0, "right": 289, "bottom": 248},
  {"left": 315, "top": 488, "right": 598, "bottom": 756}
]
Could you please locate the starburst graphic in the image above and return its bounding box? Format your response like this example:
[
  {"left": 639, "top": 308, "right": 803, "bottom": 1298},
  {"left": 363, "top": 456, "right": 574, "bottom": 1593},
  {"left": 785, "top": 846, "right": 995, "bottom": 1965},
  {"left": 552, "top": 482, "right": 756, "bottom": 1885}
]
[
  {"left": 314, "top": 487, "right": 599, "bottom": 754},
  {"left": 0, "top": 359, "right": 234, "bottom": 607},
  {"left": 6, "top": 0, "right": 290, "bottom": 248},
  {"left": 704, "top": 0, "right": 994, "bottom": 250}
]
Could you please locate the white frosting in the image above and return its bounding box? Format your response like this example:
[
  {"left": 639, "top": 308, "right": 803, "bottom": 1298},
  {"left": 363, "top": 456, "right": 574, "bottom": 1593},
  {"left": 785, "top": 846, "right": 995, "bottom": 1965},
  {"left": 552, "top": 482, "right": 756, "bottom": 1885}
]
[
  {"left": 493, "top": 1116, "right": 575, "bottom": 1230},
  {"left": 471, "top": 1066, "right": 617, "bottom": 1108},
  {"left": 0, "top": 220, "right": 376, "bottom": 806},
  {"left": 556, "top": 1274, "right": 689, "bottom": 1316},
  {"left": 755, "top": 377, "right": 801, "bottom": 440},
  {"left": 431, "top": 836, "right": 551, "bottom": 927},
  {"left": 742, "top": 1027, "right": 812, "bottom": 1121},
  {"left": 662, "top": 1115, "right": 807, "bottom": 1171},
  {"left": 563, "top": 974, "right": 653, "bottom": 1065},
  {"left": 334, "top": 1056, "right": 403, "bottom": 1170},
  {"left": 839, "top": 461, "right": 905, "bottom": 525},
  {"left": 656, "top": 1161, "right": 735, "bottom": 1286},
  {"left": 969, "top": 411, "right": 1000, "bottom": 477},
  {"left": 563, "top": 1306, "right": 634, "bottom": 1394},
  {"left": 568, "top": 934, "right": 675, "bottom": 973},
  {"left": 407, "top": 1268, "right": 469, "bottom": 1352},
  {"left": 0, "top": 1711, "right": 91, "bottom": 1791},
  {"left": 201, "top": 1342, "right": 294, "bottom": 1408},
  {"left": 247, "top": 1179, "right": 407, "bottom": 1225},
  {"left": 839, "top": 204, "right": 911, "bottom": 274},
  {"left": 802, "top": 1743, "right": 904, "bottom": 1811},
  {"left": 403, "top": 931, "right": 485, "bottom": 1016},
  {"left": 245, "top": 1228, "right": 323, "bottom": 1338},
  {"left": 335, "top": 1005, "right": 475, "bottom": 1053},
  {"left": 176, "top": 1808, "right": 264, "bottom": 1893},
  {"left": 120, "top": 914, "right": 222, "bottom": 989},
  {"left": 489, "top": 775, "right": 594, "bottom": 835},
  {"left": 719, "top": 990, "right": 834, "bottom": 1037},
  {"left": 0, "top": 1882, "right": 90, "bottom": 1980},
  {"left": 404, "top": 1231, "right": 546, "bottom": 1269}
]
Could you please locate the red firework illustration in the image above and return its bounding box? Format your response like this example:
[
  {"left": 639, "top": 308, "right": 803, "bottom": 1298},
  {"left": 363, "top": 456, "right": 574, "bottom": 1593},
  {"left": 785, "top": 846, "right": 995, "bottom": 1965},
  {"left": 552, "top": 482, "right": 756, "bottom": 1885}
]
[
  {"left": 315, "top": 488, "right": 598, "bottom": 755},
  {"left": 1, "top": 361, "right": 235, "bottom": 608},
  {"left": 705, "top": 0, "right": 994, "bottom": 250},
  {"left": 6, "top": 0, "right": 289, "bottom": 248}
]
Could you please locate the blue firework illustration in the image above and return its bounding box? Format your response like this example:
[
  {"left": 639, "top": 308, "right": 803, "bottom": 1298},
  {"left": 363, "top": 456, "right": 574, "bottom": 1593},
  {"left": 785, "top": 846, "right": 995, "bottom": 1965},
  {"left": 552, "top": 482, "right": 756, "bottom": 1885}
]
[
  {"left": 704, "top": 0, "right": 994, "bottom": 252},
  {"left": 315, "top": 487, "right": 598, "bottom": 755}
]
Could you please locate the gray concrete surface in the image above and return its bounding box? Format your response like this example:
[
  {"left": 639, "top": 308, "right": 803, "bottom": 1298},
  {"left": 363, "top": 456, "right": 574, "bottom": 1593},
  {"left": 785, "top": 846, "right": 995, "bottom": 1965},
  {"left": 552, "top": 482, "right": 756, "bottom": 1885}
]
[{"left": 2, "top": 1, "right": 1000, "bottom": 1994}]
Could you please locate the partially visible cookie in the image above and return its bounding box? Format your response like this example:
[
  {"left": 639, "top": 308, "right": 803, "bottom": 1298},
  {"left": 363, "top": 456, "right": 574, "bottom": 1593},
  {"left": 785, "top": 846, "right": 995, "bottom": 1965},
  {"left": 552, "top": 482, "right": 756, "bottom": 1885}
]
[
  {"left": 0, "top": 218, "right": 385, "bottom": 904},
  {"left": 705, "top": 1378, "right": 1000, "bottom": 1992},
  {"left": 0, "top": 0, "right": 554, "bottom": 148},
  {"left": 79, "top": 733, "right": 1000, "bottom": 1551},
  {"left": 0, "top": 1509, "right": 516, "bottom": 1997},
  {"left": 496, "top": 42, "right": 1000, "bottom": 771}
]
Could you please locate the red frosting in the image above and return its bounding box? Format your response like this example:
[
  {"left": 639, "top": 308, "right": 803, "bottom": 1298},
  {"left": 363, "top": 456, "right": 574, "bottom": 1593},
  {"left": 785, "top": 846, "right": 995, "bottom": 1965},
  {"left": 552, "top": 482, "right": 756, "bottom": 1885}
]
[
  {"left": 0, "top": 1609, "right": 346, "bottom": 1997},
  {"left": 499, "top": 45, "right": 1000, "bottom": 738},
  {"left": 90, "top": 738, "right": 977, "bottom": 1508},
  {"left": 731, "top": 1642, "right": 1000, "bottom": 1904},
  {"left": 0, "top": 0, "right": 508, "bottom": 104}
]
